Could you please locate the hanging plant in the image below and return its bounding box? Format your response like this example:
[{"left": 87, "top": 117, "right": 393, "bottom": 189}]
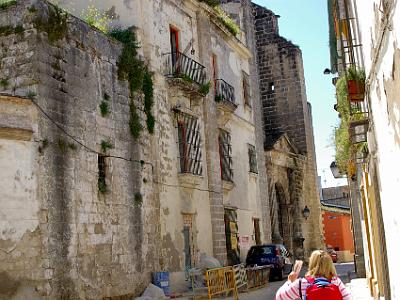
[{"left": 347, "top": 67, "right": 366, "bottom": 102}]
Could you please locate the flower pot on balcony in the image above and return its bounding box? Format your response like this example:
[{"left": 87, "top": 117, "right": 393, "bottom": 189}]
[{"left": 347, "top": 80, "right": 365, "bottom": 102}]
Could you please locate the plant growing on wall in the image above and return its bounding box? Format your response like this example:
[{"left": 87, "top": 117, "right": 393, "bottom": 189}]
[
  {"left": 197, "top": 0, "right": 240, "bottom": 36},
  {"left": 199, "top": 81, "right": 211, "bottom": 95},
  {"left": 214, "top": 6, "right": 240, "bottom": 36},
  {"left": 134, "top": 192, "right": 143, "bottom": 206},
  {"left": 100, "top": 139, "right": 113, "bottom": 153},
  {"left": 108, "top": 28, "right": 155, "bottom": 138},
  {"left": 99, "top": 101, "right": 109, "bottom": 117},
  {"left": 198, "top": 0, "right": 219, "bottom": 7},
  {"left": 100, "top": 92, "right": 110, "bottom": 117},
  {"left": 0, "top": 77, "right": 9, "bottom": 89},
  {"left": 34, "top": 3, "right": 68, "bottom": 43},
  {"left": 82, "top": 5, "right": 112, "bottom": 33},
  {"left": 334, "top": 72, "right": 367, "bottom": 174},
  {"left": 0, "top": 0, "right": 16, "bottom": 10},
  {"left": 143, "top": 69, "right": 155, "bottom": 134}
]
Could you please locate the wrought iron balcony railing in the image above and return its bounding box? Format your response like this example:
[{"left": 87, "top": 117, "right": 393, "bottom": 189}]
[
  {"left": 163, "top": 51, "right": 206, "bottom": 85},
  {"left": 215, "top": 79, "right": 235, "bottom": 105}
]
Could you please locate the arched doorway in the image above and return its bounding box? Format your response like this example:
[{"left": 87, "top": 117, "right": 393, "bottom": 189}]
[{"left": 275, "top": 183, "right": 293, "bottom": 253}]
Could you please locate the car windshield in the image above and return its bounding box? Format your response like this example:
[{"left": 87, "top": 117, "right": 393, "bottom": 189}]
[{"left": 248, "top": 246, "right": 274, "bottom": 256}]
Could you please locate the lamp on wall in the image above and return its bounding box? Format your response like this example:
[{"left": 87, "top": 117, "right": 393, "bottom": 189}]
[
  {"left": 323, "top": 68, "right": 332, "bottom": 75},
  {"left": 302, "top": 206, "right": 311, "bottom": 220},
  {"left": 349, "top": 119, "right": 369, "bottom": 144},
  {"left": 329, "top": 161, "right": 344, "bottom": 178}
]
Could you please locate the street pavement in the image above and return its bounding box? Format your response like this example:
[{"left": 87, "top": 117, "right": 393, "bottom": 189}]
[{"left": 178, "top": 262, "right": 370, "bottom": 300}]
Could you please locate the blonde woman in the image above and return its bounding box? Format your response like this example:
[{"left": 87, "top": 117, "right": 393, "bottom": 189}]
[{"left": 275, "top": 250, "right": 351, "bottom": 300}]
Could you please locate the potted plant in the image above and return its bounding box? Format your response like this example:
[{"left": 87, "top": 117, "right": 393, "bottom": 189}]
[{"left": 347, "top": 67, "right": 366, "bottom": 102}]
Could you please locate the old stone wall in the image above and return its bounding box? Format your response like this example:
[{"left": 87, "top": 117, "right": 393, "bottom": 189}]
[
  {"left": 0, "top": 1, "right": 159, "bottom": 299},
  {"left": 253, "top": 3, "right": 323, "bottom": 257}
]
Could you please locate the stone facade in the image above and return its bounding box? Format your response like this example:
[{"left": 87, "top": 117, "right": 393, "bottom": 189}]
[
  {"left": 0, "top": 1, "right": 159, "bottom": 299},
  {"left": 0, "top": 0, "right": 270, "bottom": 298},
  {"left": 253, "top": 4, "right": 323, "bottom": 259}
]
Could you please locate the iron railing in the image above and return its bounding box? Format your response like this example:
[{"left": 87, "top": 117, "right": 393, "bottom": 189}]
[
  {"left": 215, "top": 79, "right": 235, "bottom": 104},
  {"left": 163, "top": 51, "right": 206, "bottom": 85}
]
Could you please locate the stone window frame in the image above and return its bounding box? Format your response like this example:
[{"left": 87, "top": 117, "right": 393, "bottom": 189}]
[
  {"left": 247, "top": 143, "right": 258, "bottom": 174},
  {"left": 175, "top": 111, "right": 203, "bottom": 176},
  {"left": 218, "top": 129, "right": 233, "bottom": 182}
]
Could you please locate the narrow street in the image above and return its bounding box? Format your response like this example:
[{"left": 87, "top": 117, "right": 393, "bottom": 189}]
[{"left": 180, "top": 263, "right": 356, "bottom": 300}]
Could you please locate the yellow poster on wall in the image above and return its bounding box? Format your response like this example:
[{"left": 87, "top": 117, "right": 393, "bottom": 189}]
[
  {"left": 229, "top": 221, "right": 237, "bottom": 233},
  {"left": 231, "top": 235, "right": 238, "bottom": 250}
]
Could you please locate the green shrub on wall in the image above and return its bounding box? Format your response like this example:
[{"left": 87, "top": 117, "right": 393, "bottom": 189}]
[{"left": 109, "top": 28, "right": 155, "bottom": 139}]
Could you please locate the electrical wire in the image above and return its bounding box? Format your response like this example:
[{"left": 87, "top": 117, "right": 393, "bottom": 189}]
[{"left": 28, "top": 96, "right": 224, "bottom": 195}]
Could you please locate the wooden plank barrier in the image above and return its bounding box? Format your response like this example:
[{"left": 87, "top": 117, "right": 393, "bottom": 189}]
[{"left": 205, "top": 266, "right": 238, "bottom": 300}]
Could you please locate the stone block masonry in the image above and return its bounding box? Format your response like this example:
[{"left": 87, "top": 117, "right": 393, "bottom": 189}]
[
  {"left": 0, "top": 0, "right": 159, "bottom": 299},
  {"left": 253, "top": 3, "right": 323, "bottom": 256}
]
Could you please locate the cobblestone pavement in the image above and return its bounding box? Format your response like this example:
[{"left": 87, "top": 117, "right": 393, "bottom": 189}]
[{"left": 178, "top": 262, "right": 373, "bottom": 300}]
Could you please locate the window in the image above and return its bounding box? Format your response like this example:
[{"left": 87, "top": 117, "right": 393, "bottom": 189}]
[
  {"left": 98, "top": 155, "right": 107, "bottom": 193},
  {"left": 242, "top": 71, "right": 251, "bottom": 107},
  {"left": 212, "top": 54, "right": 218, "bottom": 91},
  {"left": 176, "top": 112, "right": 202, "bottom": 175},
  {"left": 253, "top": 218, "right": 261, "bottom": 245},
  {"left": 248, "top": 144, "right": 258, "bottom": 173},
  {"left": 269, "top": 82, "right": 275, "bottom": 92},
  {"left": 218, "top": 129, "right": 233, "bottom": 182},
  {"left": 170, "top": 26, "right": 180, "bottom": 66}
]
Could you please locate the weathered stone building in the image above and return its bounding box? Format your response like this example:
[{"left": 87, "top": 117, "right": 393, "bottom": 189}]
[
  {"left": 0, "top": 1, "right": 159, "bottom": 299},
  {"left": 0, "top": 0, "right": 270, "bottom": 298},
  {"left": 253, "top": 4, "right": 323, "bottom": 259}
]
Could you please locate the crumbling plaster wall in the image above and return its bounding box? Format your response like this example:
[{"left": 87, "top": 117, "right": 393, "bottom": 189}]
[{"left": 0, "top": 1, "right": 159, "bottom": 298}]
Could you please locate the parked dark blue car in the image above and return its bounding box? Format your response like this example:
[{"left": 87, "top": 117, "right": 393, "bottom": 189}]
[{"left": 245, "top": 244, "right": 293, "bottom": 280}]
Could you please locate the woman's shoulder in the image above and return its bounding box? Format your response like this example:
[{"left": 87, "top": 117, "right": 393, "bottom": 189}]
[
  {"left": 302, "top": 276, "right": 343, "bottom": 284},
  {"left": 330, "top": 276, "right": 344, "bottom": 285}
]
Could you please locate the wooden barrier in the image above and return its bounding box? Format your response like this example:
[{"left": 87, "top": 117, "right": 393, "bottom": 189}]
[{"left": 205, "top": 266, "right": 238, "bottom": 300}]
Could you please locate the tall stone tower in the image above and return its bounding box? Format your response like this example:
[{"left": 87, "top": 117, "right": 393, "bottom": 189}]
[{"left": 253, "top": 4, "right": 323, "bottom": 259}]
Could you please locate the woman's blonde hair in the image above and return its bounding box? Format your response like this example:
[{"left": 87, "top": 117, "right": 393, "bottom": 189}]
[{"left": 306, "top": 250, "right": 337, "bottom": 279}]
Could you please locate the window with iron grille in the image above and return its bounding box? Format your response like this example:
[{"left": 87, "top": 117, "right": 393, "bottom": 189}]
[
  {"left": 176, "top": 112, "right": 202, "bottom": 176},
  {"left": 218, "top": 129, "right": 233, "bottom": 182},
  {"left": 248, "top": 144, "right": 258, "bottom": 173},
  {"left": 242, "top": 71, "right": 251, "bottom": 107}
]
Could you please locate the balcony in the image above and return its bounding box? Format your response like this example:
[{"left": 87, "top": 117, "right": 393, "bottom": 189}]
[
  {"left": 163, "top": 51, "right": 207, "bottom": 85},
  {"left": 215, "top": 79, "right": 235, "bottom": 105},
  {"left": 215, "top": 79, "right": 237, "bottom": 125}
]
